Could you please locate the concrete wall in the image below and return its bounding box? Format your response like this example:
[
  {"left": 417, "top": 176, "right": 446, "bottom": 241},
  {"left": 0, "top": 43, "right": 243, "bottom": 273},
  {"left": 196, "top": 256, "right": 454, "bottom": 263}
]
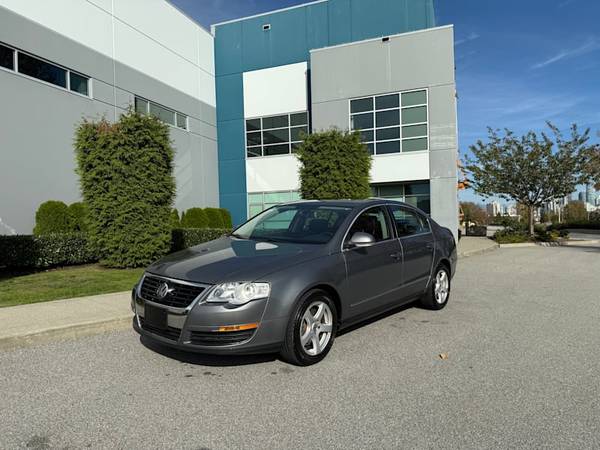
[
  {"left": 0, "top": 4, "right": 217, "bottom": 234},
  {"left": 310, "top": 26, "right": 459, "bottom": 238}
]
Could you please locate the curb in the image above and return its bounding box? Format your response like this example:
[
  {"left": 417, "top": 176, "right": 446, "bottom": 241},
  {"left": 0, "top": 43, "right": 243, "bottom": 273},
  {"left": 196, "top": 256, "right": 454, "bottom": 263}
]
[
  {"left": 499, "top": 239, "right": 600, "bottom": 249},
  {"left": 458, "top": 243, "right": 500, "bottom": 258},
  {"left": 0, "top": 315, "right": 132, "bottom": 351}
]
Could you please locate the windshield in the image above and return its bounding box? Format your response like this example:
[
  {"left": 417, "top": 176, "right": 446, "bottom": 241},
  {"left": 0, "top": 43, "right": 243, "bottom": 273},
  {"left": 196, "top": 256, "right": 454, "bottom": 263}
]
[{"left": 232, "top": 204, "right": 353, "bottom": 244}]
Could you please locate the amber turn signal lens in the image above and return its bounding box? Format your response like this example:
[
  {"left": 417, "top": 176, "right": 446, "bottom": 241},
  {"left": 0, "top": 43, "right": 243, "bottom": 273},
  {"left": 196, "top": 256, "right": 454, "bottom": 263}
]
[{"left": 217, "top": 323, "right": 259, "bottom": 332}]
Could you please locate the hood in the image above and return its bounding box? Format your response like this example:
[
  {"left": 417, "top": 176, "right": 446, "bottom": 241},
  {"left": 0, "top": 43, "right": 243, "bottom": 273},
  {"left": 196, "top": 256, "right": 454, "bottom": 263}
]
[{"left": 146, "top": 236, "right": 324, "bottom": 284}]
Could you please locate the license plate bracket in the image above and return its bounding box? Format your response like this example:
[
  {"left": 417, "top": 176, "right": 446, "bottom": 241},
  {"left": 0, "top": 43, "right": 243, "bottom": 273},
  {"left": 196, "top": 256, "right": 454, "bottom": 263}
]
[{"left": 145, "top": 304, "right": 168, "bottom": 330}]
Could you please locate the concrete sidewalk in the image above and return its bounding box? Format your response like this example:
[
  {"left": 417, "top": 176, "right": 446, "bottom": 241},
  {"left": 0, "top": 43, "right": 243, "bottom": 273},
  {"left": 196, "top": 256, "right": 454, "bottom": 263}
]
[
  {"left": 0, "top": 291, "right": 132, "bottom": 350},
  {"left": 457, "top": 236, "right": 499, "bottom": 258}
]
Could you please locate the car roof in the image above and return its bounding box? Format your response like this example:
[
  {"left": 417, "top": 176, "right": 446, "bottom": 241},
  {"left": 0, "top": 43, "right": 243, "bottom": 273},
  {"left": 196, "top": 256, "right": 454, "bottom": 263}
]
[{"left": 281, "top": 198, "right": 413, "bottom": 209}]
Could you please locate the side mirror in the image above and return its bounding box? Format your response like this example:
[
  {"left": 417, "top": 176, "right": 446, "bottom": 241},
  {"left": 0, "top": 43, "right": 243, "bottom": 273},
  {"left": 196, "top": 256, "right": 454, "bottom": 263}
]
[{"left": 348, "top": 231, "right": 376, "bottom": 248}]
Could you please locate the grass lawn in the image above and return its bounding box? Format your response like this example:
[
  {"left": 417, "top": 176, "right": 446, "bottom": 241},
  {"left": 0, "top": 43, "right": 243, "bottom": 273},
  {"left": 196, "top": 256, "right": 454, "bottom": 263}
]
[{"left": 0, "top": 264, "right": 144, "bottom": 308}]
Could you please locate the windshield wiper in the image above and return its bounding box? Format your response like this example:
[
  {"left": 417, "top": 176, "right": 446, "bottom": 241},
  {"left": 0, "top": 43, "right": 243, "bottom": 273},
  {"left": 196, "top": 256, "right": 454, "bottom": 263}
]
[{"left": 229, "top": 232, "right": 247, "bottom": 240}]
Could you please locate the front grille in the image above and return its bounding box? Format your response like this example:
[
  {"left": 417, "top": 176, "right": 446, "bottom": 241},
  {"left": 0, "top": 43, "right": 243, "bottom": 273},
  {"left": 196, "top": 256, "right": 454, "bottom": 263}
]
[
  {"left": 139, "top": 317, "right": 181, "bottom": 341},
  {"left": 189, "top": 329, "right": 255, "bottom": 346},
  {"left": 140, "top": 275, "right": 206, "bottom": 308}
]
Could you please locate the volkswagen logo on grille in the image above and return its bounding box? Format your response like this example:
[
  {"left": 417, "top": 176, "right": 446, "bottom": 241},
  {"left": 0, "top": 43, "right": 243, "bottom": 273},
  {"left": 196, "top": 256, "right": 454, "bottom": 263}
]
[{"left": 156, "top": 282, "right": 175, "bottom": 299}]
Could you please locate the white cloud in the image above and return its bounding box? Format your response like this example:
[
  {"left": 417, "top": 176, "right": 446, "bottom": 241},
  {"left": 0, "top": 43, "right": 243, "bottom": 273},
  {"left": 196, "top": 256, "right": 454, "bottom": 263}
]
[
  {"left": 455, "top": 32, "right": 480, "bottom": 46},
  {"left": 532, "top": 37, "right": 600, "bottom": 69}
]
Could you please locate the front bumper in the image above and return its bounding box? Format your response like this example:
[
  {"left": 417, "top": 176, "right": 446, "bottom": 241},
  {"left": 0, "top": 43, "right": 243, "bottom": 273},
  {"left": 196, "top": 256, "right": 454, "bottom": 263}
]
[{"left": 132, "top": 289, "right": 287, "bottom": 355}]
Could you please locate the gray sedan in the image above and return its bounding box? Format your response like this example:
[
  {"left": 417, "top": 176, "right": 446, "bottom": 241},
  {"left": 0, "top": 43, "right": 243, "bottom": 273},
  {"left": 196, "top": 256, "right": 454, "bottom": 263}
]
[{"left": 132, "top": 199, "right": 457, "bottom": 365}]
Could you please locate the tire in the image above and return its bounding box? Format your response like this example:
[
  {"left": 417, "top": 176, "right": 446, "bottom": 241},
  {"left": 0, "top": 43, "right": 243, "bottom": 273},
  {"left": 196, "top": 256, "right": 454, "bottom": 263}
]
[
  {"left": 419, "top": 264, "right": 451, "bottom": 310},
  {"left": 280, "top": 289, "right": 338, "bottom": 366}
]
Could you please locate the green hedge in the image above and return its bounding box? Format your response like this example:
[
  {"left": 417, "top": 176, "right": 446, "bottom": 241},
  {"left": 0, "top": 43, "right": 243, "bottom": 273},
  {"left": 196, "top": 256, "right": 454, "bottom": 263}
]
[
  {"left": 549, "top": 221, "right": 600, "bottom": 230},
  {"left": 219, "top": 208, "right": 233, "bottom": 228},
  {"left": 33, "top": 201, "right": 71, "bottom": 235},
  {"left": 180, "top": 208, "right": 208, "bottom": 228},
  {"left": 1, "top": 228, "right": 232, "bottom": 269},
  {"left": 171, "top": 228, "right": 231, "bottom": 252},
  {"left": 0, "top": 233, "right": 97, "bottom": 269},
  {"left": 205, "top": 207, "right": 225, "bottom": 228}
]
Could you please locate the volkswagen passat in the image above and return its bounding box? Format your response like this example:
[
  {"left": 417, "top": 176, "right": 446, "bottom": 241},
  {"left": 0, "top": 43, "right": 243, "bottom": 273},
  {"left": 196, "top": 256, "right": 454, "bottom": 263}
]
[{"left": 132, "top": 200, "right": 457, "bottom": 366}]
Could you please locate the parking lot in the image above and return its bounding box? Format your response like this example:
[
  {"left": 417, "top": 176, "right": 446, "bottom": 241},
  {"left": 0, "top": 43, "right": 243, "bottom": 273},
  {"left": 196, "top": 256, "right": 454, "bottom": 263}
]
[{"left": 1, "top": 244, "right": 599, "bottom": 449}]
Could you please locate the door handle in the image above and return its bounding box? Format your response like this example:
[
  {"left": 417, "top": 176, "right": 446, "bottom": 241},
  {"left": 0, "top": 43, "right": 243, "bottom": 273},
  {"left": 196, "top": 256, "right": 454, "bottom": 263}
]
[
  {"left": 425, "top": 243, "right": 434, "bottom": 250},
  {"left": 390, "top": 252, "right": 401, "bottom": 261}
]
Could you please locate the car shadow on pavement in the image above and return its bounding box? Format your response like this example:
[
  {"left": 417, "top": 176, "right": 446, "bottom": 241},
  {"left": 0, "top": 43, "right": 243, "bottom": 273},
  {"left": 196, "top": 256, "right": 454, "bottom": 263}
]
[
  {"left": 337, "top": 302, "right": 415, "bottom": 337},
  {"left": 139, "top": 336, "right": 278, "bottom": 366}
]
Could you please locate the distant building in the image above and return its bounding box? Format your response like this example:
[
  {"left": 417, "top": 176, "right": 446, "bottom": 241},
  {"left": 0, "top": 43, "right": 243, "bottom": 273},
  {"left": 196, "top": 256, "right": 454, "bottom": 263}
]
[
  {"left": 506, "top": 204, "right": 518, "bottom": 217},
  {"left": 486, "top": 201, "right": 502, "bottom": 217}
]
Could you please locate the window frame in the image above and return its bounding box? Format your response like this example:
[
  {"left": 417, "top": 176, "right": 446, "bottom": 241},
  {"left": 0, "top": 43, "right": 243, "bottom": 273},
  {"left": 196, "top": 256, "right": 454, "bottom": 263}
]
[
  {"left": 371, "top": 181, "right": 431, "bottom": 215},
  {"left": 341, "top": 204, "right": 395, "bottom": 251},
  {"left": 245, "top": 111, "right": 309, "bottom": 159},
  {"left": 134, "top": 95, "right": 188, "bottom": 131},
  {"left": 247, "top": 190, "right": 302, "bottom": 218},
  {"left": 0, "top": 41, "right": 91, "bottom": 98},
  {"left": 349, "top": 88, "right": 429, "bottom": 156},
  {"left": 386, "top": 204, "right": 433, "bottom": 239}
]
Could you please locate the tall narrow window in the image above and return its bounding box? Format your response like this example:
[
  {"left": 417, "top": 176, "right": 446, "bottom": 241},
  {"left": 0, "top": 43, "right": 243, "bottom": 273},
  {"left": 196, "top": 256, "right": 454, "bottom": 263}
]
[
  {"left": 0, "top": 44, "right": 14, "bottom": 70},
  {"left": 69, "top": 72, "right": 89, "bottom": 96},
  {"left": 18, "top": 52, "right": 67, "bottom": 88}
]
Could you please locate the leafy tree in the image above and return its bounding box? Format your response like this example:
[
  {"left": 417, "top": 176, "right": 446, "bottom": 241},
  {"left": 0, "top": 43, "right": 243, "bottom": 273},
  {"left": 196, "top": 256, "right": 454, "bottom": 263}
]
[
  {"left": 169, "top": 209, "right": 181, "bottom": 229},
  {"left": 33, "top": 200, "right": 70, "bottom": 235},
  {"left": 180, "top": 208, "right": 208, "bottom": 228},
  {"left": 563, "top": 201, "right": 587, "bottom": 222},
  {"left": 74, "top": 111, "right": 176, "bottom": 268},
  {"left": 465, "top": 124, "right": 592, "bottom": 236},
  {"left": 296, "top": 129, "right": 372, "bottom": 200},
  {"left": 205, "top": 207, "right": 225, "bottom": 228},
  {"left": 460, "top": 202, "right": 488, "bottom": 225},
  {"left": 583, "top": 145, "right": 600, "bottom": 190},
  {"left": 68, "top": 202, "right": 89, "bottom": 232}
]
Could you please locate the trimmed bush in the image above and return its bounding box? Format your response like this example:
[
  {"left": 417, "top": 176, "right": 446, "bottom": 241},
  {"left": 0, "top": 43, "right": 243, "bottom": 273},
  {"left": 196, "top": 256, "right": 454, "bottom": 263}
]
[
  {"left": 219, "top": 208, "right": 233, "bottom": 228},
  {"left": 180, "top": 208, "right": 208, "bottom": 228},
  {"left": 33, "top": 201, "right": 70, "bottom": 235},
  {"left": 68, "top": 202, "right": 89, "bottom": 232},
  {"left": 493, "top": 229, "right": 531, "bottom": 244},
  {"left": 0, "top": 233, "right": 97, "bottom": 269},
  {"left": 296, "top": 129, "right": 372, "bottom": 200},
  {"left": 74, "top": 111, "right": 176, "bottom": 268},
  {"left": 171, "top": 228, "right": 231, "bottom": 252},
  {"left": 205, "top": 207, "right": 225, "bottom": 228},
  {"left": 170, "top": 209, "right": 181, "bottom": 229}
]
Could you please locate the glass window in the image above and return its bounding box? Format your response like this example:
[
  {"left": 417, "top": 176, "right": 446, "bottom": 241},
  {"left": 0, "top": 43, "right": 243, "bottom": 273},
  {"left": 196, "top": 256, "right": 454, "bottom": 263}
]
[
  {"left": 350, "top": 97, "right": 373, "bottom": 113},
  {"left": 263, "top": 128, "right": 289, "bottom": 145},
  {"left": 401, "top": 90, "right": 427, "bottom": 107},
  {"left": 248, "top": 190, "right": 302, "bottom": 217},
  {"left": 402, "top": 106, "right": 427, "bottom": 125},
  {"left": 376, "top": 140, "right": 400, "bottom": 154},
  {"left": 18, "top": 52, "right": 66, "bottom": 88},
  {"left": 389, "top": 206, "right": 430, "bottom": 237},
  {"left": 376, "top": 110, "right": 400, "bottom": 127},
  {"left": 0, "top": 44, "right": 14, "bottom": 70},
  {"left": 69, "top": 72, "right": 89, "bottom": 95},
  {"left": 375, "top": 94, "right": 399, "bottom": 110},
  {"left": 402, "top": 138, "right": 428, "bottom": 152},
  {"left": 291, "top": 126, "right": 308, "bottom": 142},
  {"left": 404, "top": 181, "right": 430, "bottom": 196},
  {"left": 135, "top": 97, "right": 148, "bottom": 115},
  {"left": 246, "top": 132, "right": 262, "bottom": 146},
  {"left": 290, "top": 112, "right": 308, "bottom": 126},
  {"left": 372, "top": 182, "right": 431, "bottom": 214},
  {"left": 150, "top": 102, "right": 175, "bottom": 125},
  {"left": 351, "top": 113, "right": 374, "bottom": 130},
  {"left": 402, "top": 124, "right": 427, "bottom": 138},
  {"left": 347, "top": 207, "right": 391, "bottom": 243},
  {"left": 246, "top": 119, "right": 261, "bottom": 132},
  {"left": 246, "top": 112, "right": 308, "bottom": 158},
  {"left": 376, "top": 127, "right": 400, "bottom": 141},
  {"left": 263, "top": 144, "right": 289, "bottom": 156},
  {"left": 235, "top": 204, "right": 351, "bottom": 244},
  {"left": 351, "top": 89, "right": 428, "bottom": 155},
  {"left": 176, "top": 113, "right": 187, "bottom": 129},
  {"left": 262, "top": 115, "right": 288, "bottom": 129}
]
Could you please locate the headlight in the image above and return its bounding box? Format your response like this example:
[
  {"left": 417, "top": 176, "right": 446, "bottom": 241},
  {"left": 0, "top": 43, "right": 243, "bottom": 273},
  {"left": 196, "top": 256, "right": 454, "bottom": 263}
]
[{"left": 205, "top": 282, "right": 270, "bottom": 306}]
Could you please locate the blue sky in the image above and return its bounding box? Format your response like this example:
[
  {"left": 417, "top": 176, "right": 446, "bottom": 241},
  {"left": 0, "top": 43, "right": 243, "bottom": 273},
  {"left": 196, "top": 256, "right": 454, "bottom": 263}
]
[{"left": 172, "top": 0, "right": 600, "bottom": 203}]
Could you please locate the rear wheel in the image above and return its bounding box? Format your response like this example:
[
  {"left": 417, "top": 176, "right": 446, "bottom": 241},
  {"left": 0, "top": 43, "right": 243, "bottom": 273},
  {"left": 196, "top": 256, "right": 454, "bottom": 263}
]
[
  {"left": 419, "top": 265, "right": 450, "bottom": 310},
  {"left": 280, "top": 289, "right": 337, "bottom": 366}
]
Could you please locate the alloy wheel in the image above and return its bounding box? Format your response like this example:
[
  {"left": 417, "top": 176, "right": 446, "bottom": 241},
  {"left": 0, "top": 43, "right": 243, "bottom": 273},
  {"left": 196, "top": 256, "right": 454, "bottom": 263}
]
[
  {"left": 434, "top": 269, "right": 449, "bottom": 304},
  {"left": 299, "top": 300, "right": 333, "bottom": 356}
]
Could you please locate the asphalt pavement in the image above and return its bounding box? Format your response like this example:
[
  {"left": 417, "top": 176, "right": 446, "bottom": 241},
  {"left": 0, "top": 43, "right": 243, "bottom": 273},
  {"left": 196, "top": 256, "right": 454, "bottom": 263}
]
[{"left": 1, "top": 244, "right": 599, "bottom": 449}]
